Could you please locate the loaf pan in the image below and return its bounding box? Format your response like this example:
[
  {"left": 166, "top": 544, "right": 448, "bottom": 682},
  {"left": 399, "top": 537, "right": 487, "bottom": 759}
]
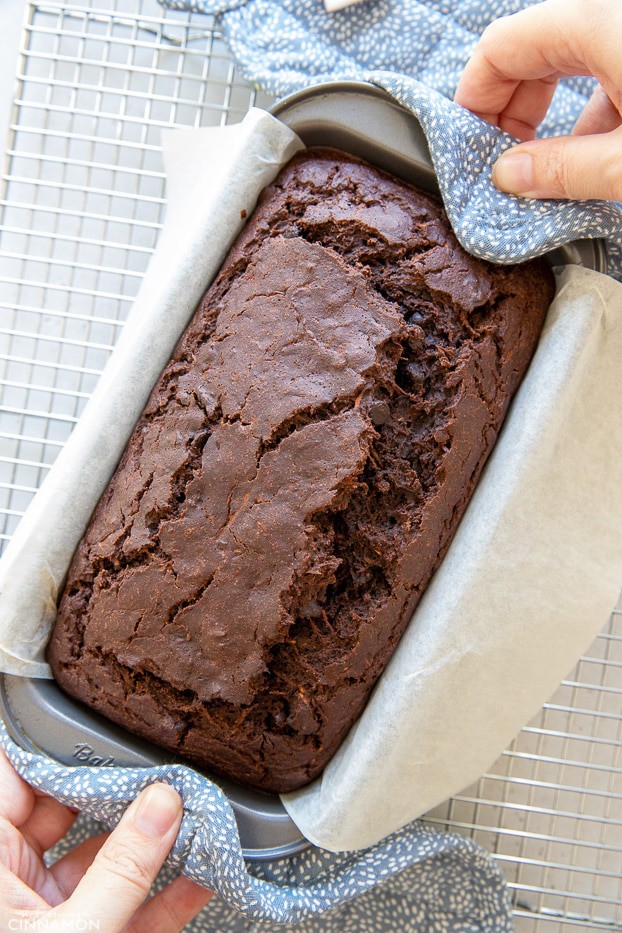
[
  {"left": 271, "top": 81, "right": 606, "bottom": 272},
  {"left": 0, "top": 81, "right": 606, "bottom": 863}
]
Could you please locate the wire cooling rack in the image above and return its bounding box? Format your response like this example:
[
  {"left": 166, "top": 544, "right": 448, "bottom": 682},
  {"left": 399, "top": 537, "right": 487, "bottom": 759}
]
[{"left": 0, "top": 0, "right": 620, "bottom": 928}]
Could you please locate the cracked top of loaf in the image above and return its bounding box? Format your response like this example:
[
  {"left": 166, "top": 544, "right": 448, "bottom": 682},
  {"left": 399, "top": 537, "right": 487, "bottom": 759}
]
[{"left": 47, "top": 148, "right": 554, "bottom": 793}]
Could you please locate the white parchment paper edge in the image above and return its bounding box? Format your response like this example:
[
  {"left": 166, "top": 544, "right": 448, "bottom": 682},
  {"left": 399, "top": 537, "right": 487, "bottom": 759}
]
[
  {"left": 283, "top": 265, "right": 622, "bottom": 849},
  {"left": 0, "top": 108, "right": 303, "bottom": 675},
  {"left": 0, "top": 110, "right": 621, "bottom": 852}
]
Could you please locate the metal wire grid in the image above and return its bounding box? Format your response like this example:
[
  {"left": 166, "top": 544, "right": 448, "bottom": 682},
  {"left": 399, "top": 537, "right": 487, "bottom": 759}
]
[
  {"left": 426, "top": 604, "right": 622, "bottom": 931},
  {"left": 0, "top": 0, "right": 272, "bottom": 549},
  {"left": 0, "top": 0, "right": 620, "bottom": 928}
]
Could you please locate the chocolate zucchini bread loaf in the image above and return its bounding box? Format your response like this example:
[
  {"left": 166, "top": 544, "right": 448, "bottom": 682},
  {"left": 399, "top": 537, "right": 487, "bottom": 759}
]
[{"left": 47, "top": 148, "right": 554, "bottom": 793}]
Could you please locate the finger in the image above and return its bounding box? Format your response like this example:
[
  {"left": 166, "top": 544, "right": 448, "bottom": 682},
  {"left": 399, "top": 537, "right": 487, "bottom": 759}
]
[
  {"left": 0, "top": 749, "right": 78, "bottom": 854},
  {"left": 49, "top": 833, "right": 109, "bottom": 899},
  {"left": 0, "top": 816, "right": 66, "bottom": 908},
  {"left": 124, "top": 874, "right": 213, "bottom": 933},
  {"left": 0, "top": 861, "right": 50, "bottom": 912},
  {"left": 573, "top": 84, "right": 622, "bottom": 136},
  {"left": 455, "top": 1, "right": 622, "bottom": 124},
  {"left": 492, "top": 126, "right": 622, "bottom": 200},
  {"left": 0, "top": 749, "right": 35, "bottom": 826},
  {"left": 0, "top": 818, "right": 47, "bottom": 892},
  {"left": 497, "top": 77, "right": 559, "bottom": 140},
  {"left": 21, "top": 795, "right": 78, "bottom": 855},
  {"left": 58, "top": 783, "right": 183, "bottom": 930}
]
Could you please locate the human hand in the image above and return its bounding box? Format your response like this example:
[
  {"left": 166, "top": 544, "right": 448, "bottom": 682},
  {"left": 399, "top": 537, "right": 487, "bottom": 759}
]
[
  {"left": 454, "top": 0, "right": 622, "bottom": 200},
  {"left": 0, "top": 749, "right": 212, "bottom": 931}
]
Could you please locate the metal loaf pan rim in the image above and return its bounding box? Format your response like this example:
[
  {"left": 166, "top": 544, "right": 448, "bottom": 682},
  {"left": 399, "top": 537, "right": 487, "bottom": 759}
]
[
  {"left": 0, "top": 80, "right": 604, "bottom": 866},
  {"left": 271, "top": 79, "right": 607, "bottom": 273}
]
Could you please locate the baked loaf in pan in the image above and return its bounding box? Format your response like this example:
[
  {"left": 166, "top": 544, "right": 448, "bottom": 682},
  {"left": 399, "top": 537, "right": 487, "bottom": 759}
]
[{"left": 48, "top": 148, "right": 554, "bottom": 793}]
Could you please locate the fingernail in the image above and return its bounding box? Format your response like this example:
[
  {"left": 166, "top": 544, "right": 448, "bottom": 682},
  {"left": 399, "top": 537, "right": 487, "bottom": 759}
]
[
  {"left": 492, "top": 150, "right": 534, "bottom": 194},
  {"left": 133, "top": 783, "right": 181, "bottom": 837}
]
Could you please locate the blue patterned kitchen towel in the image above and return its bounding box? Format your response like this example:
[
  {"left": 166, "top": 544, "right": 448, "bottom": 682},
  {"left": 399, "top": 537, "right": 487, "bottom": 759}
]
[
  {"left": 1, "top": 719, "right": 512, "bottom": 928},
  {"left": 3, "top": 0, "right": 609, "bottom": 928},
  {"left": 160, "top": 0, "right": 622, "bottom": 277}
]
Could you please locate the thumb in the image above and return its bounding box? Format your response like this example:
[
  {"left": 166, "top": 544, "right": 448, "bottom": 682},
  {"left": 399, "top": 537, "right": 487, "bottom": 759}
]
[
  {"left": 491, "top": 127, "right": 622, "bottom": 201},
  {"left": 57, "top": 783, "right": 183, "bottom": 931}
]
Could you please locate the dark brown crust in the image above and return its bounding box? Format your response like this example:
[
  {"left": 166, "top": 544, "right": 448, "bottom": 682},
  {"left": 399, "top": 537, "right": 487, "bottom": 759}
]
[{"left": 47, "top": 148, "right": 554, "bottom": 792}]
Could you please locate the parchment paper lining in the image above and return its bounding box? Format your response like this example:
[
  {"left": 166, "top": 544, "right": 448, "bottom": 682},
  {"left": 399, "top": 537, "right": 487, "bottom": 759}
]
[{"left": 1, "top": 109, "right": 621, "bottom": 852}]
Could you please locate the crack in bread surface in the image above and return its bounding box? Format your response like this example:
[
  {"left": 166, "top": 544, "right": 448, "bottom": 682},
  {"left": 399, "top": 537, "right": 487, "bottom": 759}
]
[{"left": 48, "top": 147, "right": 554, "bottom": 792}]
